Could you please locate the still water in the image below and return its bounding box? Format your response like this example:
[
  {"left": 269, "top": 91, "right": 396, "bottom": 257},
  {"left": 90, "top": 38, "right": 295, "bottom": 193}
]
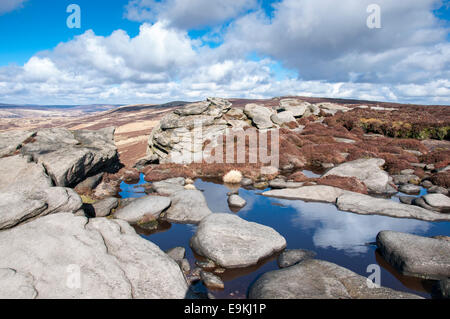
[{"left": 120, "top": 175, "right": 450, "bottom": 299}]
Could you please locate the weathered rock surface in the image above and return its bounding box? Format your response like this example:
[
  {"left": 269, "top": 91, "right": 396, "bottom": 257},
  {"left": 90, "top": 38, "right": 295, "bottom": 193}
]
[
  {"left": 200, "top": 271, "right": 224, "bottom": 290},
  {"left": 277, "top": 99, "right": 309, "bottom": 117},
  {"left": 74, "top": 173, "right": 104, "bottom": 194},
  {"left": 151, "top": 177, "right": 186, "bottom": 195},
  {"left": 337, "top": 193, "right": 450, "bottom": 221},
  {"left": 19, "top": 127, "right": 119, "bottom": 187},
  {"left": 190, "top": 214, "right": 286, "bottom": 268},
  {"left": 0, "top": 268, "right": 37, "bottom": 299},
  {"left": 399, "top": 184, "right": 421, "bottom": 194},
  {"left": 277, "top": 249, "right": 316, "bottom": 268},
  {"left": 324, "top": 158, "right": 393, "bottom": 194},
  {"left": 0, "top": 155, "right": 52, "bottom": 193},
  {"left": 423, "top": 193, "right": 450, "bottom": 213},
  {"left": 244, "top": 104, "right": 275, "bottom": 129},
  {"left": 113, "top": 195, "right": 171, "bottom": 224},
  {"left": 393, "top": 174, "right": 420, "bottom": 186},
  {"left": 0, "top": 213, "right": 188, "bottom": 298},
  {"left": 228, "top": 194, "right": 247, "bottom": 209},
  {"left": 263, "top": 185, "right": 348, "bottom": 203},
  {"left": 269, "top": 179, "right": 304, "bottom": 189},
  {"left": 377, "top": 231, "right": 450, "bottom": 280},
  {"left": 0, "top": 187, "right": 82, "bottom": 230},
  {"left": 91, "top": 197, "right": 119, "bottom": 217},
  {"left": 166, "top": 247, "right": 186, "bottom": 264},
  {"left": 249, "top": 259, "right": 421, "bottom": 299},
  {"left": 0, "top": 130, "right": 36, "bottom": 158},
  {"left": 271, "top": 111, "right": 296, "bottom": 126},
  {"left": 162, "top": 189, "right": 212, "bottom": 224}
]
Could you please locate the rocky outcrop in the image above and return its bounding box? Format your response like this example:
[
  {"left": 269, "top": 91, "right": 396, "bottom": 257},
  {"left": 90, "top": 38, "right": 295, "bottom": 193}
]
[
  {"left": 190, "top": 214, "right": 286, "bottom": 268},
  {"left": 377, "top": 231, "right": 450, "bottom": 280},
  {"left": 337, "top": 192, "right": 450, "bottom": 222},
  {"left": 0, "top": 213, "right": 189, "bottom": 299},
  {"left": 13, "top": 127, "right": 118, "bottom": 187},
  {"left": 244, "top": 104, "right": 275, "bottom": 129},
  {"left": 146, "top": 97, "right": 357, "bottom": 165},
  {"left": 0, "top": 187, "right": 82, "bottom": 230},
  {"left": 324, "top": 158, "right": 395, "bottom": 194},
  {"left": 249, "top": 259, "right": 421, "bottom": 299}
]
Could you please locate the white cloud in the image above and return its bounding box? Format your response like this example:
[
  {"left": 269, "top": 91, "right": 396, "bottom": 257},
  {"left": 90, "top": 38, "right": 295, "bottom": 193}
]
[
  {"left": 282, "top": 200, "right": 431, "bottom": 255},
  {"left": 0, "top": 0, "right": 27, "bottom": 15},
  {"left": 0, "top": 1, "right": 449, "bottom": 105},
  {"left": 222, "top": 0, "right": 449, "bottom": 83},
  {"left": 124, "top": 0, "right": 258, "bottom": 29}
]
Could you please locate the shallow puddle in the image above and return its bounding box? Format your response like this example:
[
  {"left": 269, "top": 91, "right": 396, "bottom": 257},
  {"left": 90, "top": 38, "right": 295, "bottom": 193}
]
[{"left": 120, "top": 175, "right": 450, "bottom": 299}]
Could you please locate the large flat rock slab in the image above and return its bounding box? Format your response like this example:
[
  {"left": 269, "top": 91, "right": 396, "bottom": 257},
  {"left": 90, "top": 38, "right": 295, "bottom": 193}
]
[
  {"left": 162, "top": 189, "right": 212, "bottom": 224},
  {"left": 263, "top": 185, "right": 348, "bottom": 203},
  {"left": 249, "top": 259, "right": 422, "bottom": 299},
  {"left": 0, "top": 213, "right": 188, "bottom": 299},
  {"left": 190, "top": 214, "right": 286, "bottom": 268},
  {"left": 337, "top": 192, "right": 450, "bottom": 222},
  {"left": 113, "top": 195, "right": 171, "bottom": 224},
  {"left": 377, "top": 231, "right": 450, "bottom": 280},
  {"left": 324, "top": 158, "right": 392, "bottom": 194}
]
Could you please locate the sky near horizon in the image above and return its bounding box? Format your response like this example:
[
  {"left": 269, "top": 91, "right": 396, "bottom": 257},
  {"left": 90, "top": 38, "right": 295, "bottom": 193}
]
[{"left": 0, "top": 0, "right": 449, "bottom": 105}]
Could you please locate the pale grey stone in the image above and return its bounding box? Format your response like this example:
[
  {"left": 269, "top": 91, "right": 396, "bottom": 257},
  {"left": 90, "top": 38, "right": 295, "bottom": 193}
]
[
  {"left": 277, "top": 249, "right": 316, "bottom": 268},
  {"left": 271, "top": 111, "right": 296, "bottom": 125},
  {"left": 423, "top": 193, "right": 450, "bottom": 211},
  {"left": 162, "top": 190, "right": 212, "bottom": 224},
  {"left": 166, "top": 247, "right": 186, "bottom": 264},
  {"left": 244, "top": 104, "right": 275, "bottom": 129},
  {"left": 377, "top": 231, "right": 450, "bottom": 280},
  {"left": 0, "top": 130, "right": 36, "bottom": 158},
  {"left": 0, "top": 268, "right": 38, "bottom": 299},
  {"left": 0, "top": 213, "right": 188, "bottom": 299},
  {"left": 337, "top": 192, "right": 450, "bottom": 222},
  {"left": 263, "top": 185, "right": 349, "bottom": 203},
  {"left": 190, "top": 214, "right": 286, "bottom": 268},
  {"left": 0, "top": 187, "right": 82, "bottom": 230},
  {"left": 249, "top": 259, "right": 421, "bottom": 299},
  {"left": 324, "top": 158, "right": 391, "bottom": 194},
  {"left": 92, "top": 197, "right": 119, "bottom": 217},
  {"left": 228, "top": 195, "right": 247, "bottom": 209},
  {"left": 20, "top": 127, "right": 118, "bottom": 187},
  {"left": 200, "top": 271, "right": 224, "bottom": 290},
  {"left": 113, "top": 195, "right": 171, "bottom": 224},
  {"left": 399, "top": 184, "right": 422, "bottom": 194}
]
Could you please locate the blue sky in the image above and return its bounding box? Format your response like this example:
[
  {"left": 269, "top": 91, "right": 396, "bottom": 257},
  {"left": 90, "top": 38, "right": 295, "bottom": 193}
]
[{"left": 0, "top": 0, "right": 449, "bottom": 105}]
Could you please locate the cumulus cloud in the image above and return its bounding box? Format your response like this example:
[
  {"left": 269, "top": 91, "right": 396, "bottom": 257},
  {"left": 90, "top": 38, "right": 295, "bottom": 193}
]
[
  {"left": 124, "top": 0, "right": 258, "bottom": 29},
  {"left": 0, "top": 0, "right": 449, "bottom": 105},
  {"left": 0, "top": 0, "right": 27, "bottom": 15},
  {"left": 222, "top": 0, "right": 449, "bottom": 84}
]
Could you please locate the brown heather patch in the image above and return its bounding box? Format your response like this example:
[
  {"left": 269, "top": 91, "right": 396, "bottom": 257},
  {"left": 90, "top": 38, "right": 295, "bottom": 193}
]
[
  {"left": 429, "top": 171, "right": 450, "bottom": 188},
  {"left": 317, "top": 175, "right": 368, "bottom": 194}
]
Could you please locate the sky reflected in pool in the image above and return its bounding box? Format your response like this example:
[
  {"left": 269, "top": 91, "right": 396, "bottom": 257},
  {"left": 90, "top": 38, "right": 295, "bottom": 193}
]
[{"left": 120, "top": 175, "right": 450, "bottom": 299}]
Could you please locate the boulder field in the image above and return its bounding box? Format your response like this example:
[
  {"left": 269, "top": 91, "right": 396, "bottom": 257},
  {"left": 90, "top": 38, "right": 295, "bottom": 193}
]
[{"left": 1, "top": 97, "right": 449, "bottom": 299}]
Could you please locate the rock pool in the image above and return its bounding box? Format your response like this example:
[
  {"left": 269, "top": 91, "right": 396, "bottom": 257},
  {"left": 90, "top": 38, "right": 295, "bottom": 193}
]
[{"left": 120, "top": 175, "right": 450, "bottom": 299}]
